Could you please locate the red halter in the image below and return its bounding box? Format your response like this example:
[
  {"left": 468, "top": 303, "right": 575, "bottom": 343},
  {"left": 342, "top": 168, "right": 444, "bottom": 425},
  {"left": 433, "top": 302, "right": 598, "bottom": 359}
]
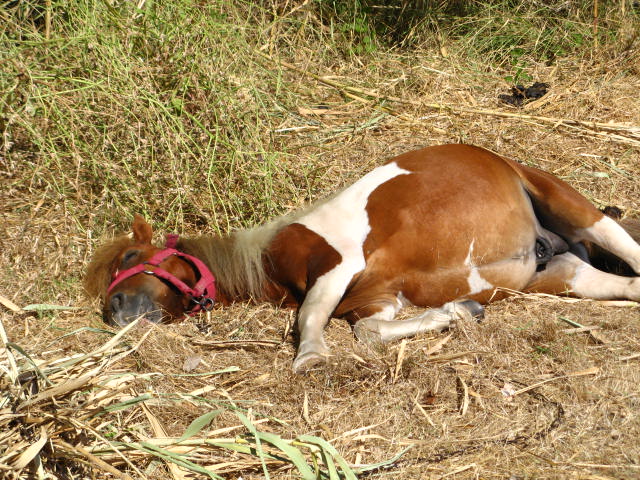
[{"left": 106, "top": 235, "right": 216, "bottom": 315}]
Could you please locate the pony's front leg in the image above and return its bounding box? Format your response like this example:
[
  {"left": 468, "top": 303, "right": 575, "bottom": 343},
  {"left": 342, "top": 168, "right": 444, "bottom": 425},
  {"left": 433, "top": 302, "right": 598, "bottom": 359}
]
[
  {"left": 293, "top": 302, "right": 334, "bottom": 373},
  {"left": 292, "top": 264, "right": 358, "bottom": 373}
]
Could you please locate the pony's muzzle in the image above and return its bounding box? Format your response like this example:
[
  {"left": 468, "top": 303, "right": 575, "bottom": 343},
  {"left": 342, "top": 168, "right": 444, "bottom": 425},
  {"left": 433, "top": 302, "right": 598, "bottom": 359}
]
[{"left": 107, "top": 291, "right": 162, "bottom": 326}]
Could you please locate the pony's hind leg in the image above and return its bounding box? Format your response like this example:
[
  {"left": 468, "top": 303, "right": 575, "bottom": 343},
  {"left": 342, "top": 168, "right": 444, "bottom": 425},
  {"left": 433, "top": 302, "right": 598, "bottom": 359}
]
[
  {"left": 353, "top": 300, "right": 484, "bottom": 344},
  {"left": 525, "top": 252, "right": 640, "bottom": 300},
  {"left": 514, "top": 162, "right": 640, "bottom": 273},
  {"left": 576, "top": 216, "right": 640, "bottom": 274}
]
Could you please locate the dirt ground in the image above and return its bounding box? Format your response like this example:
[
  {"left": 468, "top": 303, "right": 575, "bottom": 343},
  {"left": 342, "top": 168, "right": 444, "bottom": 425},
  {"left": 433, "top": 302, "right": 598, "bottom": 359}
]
[{"left": 2, "top": 11, "right": 640, "bottom": 479}]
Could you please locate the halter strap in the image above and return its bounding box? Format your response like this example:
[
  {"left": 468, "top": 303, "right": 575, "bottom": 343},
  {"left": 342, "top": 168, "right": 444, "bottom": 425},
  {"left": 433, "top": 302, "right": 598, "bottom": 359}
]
[
  {"left": 165, "top": 234, "right": 179, "bottom": 249},
  {"left": 107, "top": 236, "right": 216, "bottom": 316}
]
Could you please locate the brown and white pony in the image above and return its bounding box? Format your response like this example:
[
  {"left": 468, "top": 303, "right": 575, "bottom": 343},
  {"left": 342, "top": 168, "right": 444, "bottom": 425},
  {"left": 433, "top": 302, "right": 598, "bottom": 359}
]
[{"left": 85, "top": 144, "right": 640, "bottom": 372}]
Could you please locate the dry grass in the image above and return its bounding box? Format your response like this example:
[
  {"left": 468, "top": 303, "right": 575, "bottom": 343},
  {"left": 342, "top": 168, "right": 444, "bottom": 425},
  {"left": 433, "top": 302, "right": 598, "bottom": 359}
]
[{"left": 2, "top": 1, "right": 640, "bottom": 479}]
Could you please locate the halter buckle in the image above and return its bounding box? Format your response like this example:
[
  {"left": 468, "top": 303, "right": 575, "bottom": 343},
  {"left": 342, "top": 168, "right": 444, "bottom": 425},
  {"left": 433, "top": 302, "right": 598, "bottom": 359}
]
[{"left": 191, "top": 296, "right": 215, "bottom": 312}]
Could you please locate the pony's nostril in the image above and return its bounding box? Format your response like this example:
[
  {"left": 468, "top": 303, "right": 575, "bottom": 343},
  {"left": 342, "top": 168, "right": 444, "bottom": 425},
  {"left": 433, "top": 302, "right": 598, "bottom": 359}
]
[
  {"left": 107, "top": 291, "right": 162, "bottom": 326},
  {"left": 110, "top": 292, "right": 125, "bottom": 312}
]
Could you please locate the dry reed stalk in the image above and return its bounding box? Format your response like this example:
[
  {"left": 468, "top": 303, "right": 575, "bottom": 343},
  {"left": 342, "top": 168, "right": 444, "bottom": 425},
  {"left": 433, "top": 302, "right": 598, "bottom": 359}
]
[
  {"left": 1, "top": 310, "right": 399, "bottom": 479},
  {"left": 55, "top": 439, "right": 134, "bottom": 480},
  {"left": 0, "top": 321, "right": 149, "bottom": 478},
  {"left": 0, "top": 295, "right": 22, "bottom": 313},
  {"left": 141, "top": 401, "right": 192, "bottom": 480},
  {"left": 44, "top": 0, "right": 51, "bottom": 40}
]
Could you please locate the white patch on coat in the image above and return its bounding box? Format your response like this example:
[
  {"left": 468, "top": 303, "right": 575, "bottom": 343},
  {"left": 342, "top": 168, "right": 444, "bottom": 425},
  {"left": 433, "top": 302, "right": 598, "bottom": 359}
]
[
  {"left": 299, "top": 161, "right": 411, "bottom": 278},
  {"left": 350, "top": 292, "right": 412, "bottom": 326},
  {"left": 371, "top": 302, "right": 400, "bottom": 322},
  {"left": 464, "top": 239, "right": 493, "bottom": 295},
  {"left": 397, "top": 291, "right": 414, "bottom": 308},
  {"left": 560, "top": 253, "right": 640, "bottom": 301}
]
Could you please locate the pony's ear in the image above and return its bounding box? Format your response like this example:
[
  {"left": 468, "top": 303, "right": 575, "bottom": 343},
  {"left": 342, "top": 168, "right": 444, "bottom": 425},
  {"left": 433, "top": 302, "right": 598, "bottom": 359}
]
[{"left": 132, "top": 214, "right": 153, "bottom": 244}]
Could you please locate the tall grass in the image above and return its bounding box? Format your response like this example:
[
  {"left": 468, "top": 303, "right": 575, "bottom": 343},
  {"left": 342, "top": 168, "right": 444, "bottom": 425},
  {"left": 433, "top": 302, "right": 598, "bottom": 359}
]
[
  {"left": 1, "top": 0, "right": 637, "bottom": 235},
  {"left": 3, "top": 1, "right": 321, "bottom": 235},
  {"left": 319, "top": 0, "right": 637, "bottom": 57}
]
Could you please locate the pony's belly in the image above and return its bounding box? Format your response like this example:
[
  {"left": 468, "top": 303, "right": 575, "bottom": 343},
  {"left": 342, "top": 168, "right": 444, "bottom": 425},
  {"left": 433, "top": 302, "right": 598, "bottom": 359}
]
[
  {"left": 401, "top": 254, "right": 537, "bottom": 307},
  {"left": 467, "top": 254, "right": 538, "bottom": 302}
]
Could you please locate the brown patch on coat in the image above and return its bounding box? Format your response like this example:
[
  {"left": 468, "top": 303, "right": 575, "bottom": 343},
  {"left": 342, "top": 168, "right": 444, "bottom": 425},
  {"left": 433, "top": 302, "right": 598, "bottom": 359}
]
[
  {"left": 506, "top": 158, "right": 605, "bottom": 233},
  {"left": 265, "top": 222, "right": 343, "bottom": 306}
]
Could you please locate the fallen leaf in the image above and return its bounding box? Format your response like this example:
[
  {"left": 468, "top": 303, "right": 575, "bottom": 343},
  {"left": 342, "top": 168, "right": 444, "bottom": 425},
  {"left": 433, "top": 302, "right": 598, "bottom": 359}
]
[
  {"left": 424, "top": 333, "right": 452, "bottom": 356},
  {"left": 183, "top": 356, "right": 201, "bottom": 372},
  {"left": 501, "top": 382, "right": 516, "bottom": 403}
]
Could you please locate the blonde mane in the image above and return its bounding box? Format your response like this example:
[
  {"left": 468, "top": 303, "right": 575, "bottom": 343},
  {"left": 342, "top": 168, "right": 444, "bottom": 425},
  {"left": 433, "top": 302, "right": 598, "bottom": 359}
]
[
  {"left": 177, "top": 213, "right": 300, "bottom": 301},
  {"left": 84, "top": 234, "right": 135, "bottom": 301},
  {"left": 172, "top": 190, "right": 351, "bottom": 300}
]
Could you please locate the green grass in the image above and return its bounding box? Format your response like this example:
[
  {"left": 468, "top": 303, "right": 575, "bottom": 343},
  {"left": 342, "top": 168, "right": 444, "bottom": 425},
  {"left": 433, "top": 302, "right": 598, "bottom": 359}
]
[
  {"left": 2, "top": 1, "right": 318, "bottom": 234},
  {"left": 2, "top": 0, "right": 636, "bottom": 238}
]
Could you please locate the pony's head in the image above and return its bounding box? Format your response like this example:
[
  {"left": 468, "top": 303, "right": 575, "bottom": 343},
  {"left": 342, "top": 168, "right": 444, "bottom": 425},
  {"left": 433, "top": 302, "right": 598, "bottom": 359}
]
[{"left": 85, "top": 215, "right": 214, "bottom": 327}]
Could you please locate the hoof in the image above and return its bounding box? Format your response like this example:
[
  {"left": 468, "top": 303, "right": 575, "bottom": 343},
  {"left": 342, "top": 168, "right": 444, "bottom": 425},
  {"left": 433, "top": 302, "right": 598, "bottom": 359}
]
[
  {"left": 292, "top": 351, "right": 328, "bottom": 374},
  {"left": 457, "top": 300, "right": 485, "bottom": 321},
  {"left": 354, "top": 320, "right": 383, "bottom": 345}
]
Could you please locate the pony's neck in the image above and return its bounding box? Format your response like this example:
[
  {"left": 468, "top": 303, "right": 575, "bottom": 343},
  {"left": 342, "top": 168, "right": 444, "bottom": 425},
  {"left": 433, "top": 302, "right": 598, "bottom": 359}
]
[{"left": 175, "top": 217, "right": 293, "bottom": 305}]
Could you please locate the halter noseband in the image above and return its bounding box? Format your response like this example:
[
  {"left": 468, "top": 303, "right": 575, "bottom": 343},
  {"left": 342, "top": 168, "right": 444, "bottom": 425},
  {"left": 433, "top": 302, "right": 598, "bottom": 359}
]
[{"left": 106, "top": 234, "right": 216, "bottom": 316}]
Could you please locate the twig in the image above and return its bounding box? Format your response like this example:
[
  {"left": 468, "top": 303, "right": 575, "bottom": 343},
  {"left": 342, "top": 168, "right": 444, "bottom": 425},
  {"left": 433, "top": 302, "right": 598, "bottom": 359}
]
[
  {"left": 393, "top": 339, "right": 407, "bottom": 383},
  {"left": 438, "top": 463, "right": 476, "bottom": 479},
  {"left": 561, "top": 326, "right": 601, "bottom": 334},
  {"left": 619, "top": 353, "right": 640, "bottom": 361},
  {"left": 425, "top": 351, "right": 485, "bottom": 363},
  {"left": 190, "top": 339, "right": 281, "bottom": 348},
  {"left": 558, "top": 317, "right": 610, "bottom": 344},
  {"left": 569, "top": 462, "right": 640, "bottom": 470},
  {"left": 456, "top": 376, "right": 469, "bottom": 416},
  {"left": 513, "top": 367, "right": 599, "bottom": 396}
]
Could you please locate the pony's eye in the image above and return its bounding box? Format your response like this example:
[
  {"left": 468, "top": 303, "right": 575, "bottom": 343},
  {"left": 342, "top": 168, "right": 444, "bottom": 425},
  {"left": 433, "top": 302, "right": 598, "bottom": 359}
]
[{"left": 121, "top": 250, "right": 140, "bottom": 266}]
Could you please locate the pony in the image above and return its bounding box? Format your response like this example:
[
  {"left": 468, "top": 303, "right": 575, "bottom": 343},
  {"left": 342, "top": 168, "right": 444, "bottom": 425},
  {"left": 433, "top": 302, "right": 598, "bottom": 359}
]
[{"left": 85, "top": 144, "right": 640, "bottom": 372}]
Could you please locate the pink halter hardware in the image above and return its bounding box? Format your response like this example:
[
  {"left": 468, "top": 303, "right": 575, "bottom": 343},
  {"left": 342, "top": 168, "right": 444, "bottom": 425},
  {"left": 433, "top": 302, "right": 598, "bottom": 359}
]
[{"left": 106, "top": 234, "right": 216, "bottom": 315}]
